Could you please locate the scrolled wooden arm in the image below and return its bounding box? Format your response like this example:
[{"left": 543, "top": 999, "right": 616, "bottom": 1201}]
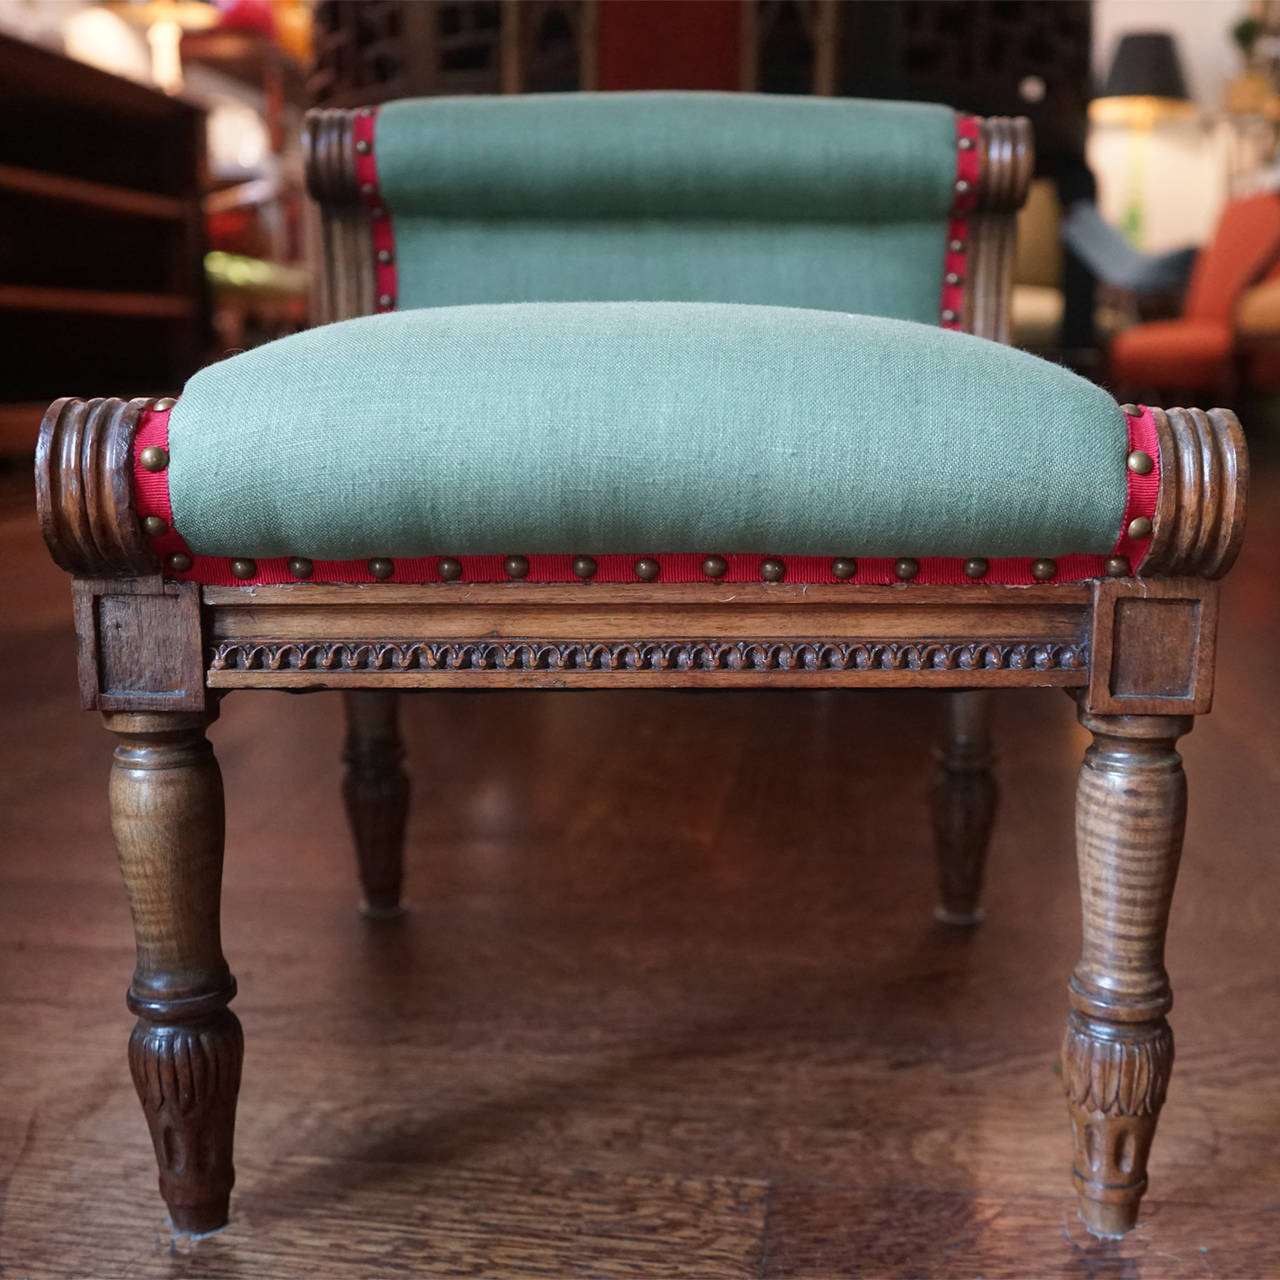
[
  {"left": 975, "top": 116, "right": 1034, "bottom": 214},
  {"left": 35, "top": 397, "right": 159, "bottom": 577},
  {"left": 303, "top": 107, "right": 361, "bottom": 205},
  {"left": 1145, "top": 407, "right": 1248, "bottom": 580}
]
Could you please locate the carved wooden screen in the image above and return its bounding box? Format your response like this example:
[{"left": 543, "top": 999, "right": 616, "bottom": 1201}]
[{"left": 309, "top": 0, "right": 590, "bottom": 105}]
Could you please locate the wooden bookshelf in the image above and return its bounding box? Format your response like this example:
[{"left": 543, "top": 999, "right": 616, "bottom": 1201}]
[
  {"left": 0, "top": 163, "right": 189, "bottom": 221},
  {"left": 0, "top": 285, "right": 198, "bottom": 319},
  {"left": 0, "top": 33, "right": 208, "bottom": 456}
]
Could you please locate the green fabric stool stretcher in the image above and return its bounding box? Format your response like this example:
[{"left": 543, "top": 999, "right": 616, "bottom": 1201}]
[{"left": 135, "top": 301, "right": 1147, "bottom": 588}]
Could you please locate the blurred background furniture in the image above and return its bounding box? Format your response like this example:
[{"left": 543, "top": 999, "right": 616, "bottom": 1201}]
[
  {"left": 1110, "top": 192, "right": 1280, "bottom": 400},
  {"left": 0, "top": 31, "right": 207, "bottom": 456}
]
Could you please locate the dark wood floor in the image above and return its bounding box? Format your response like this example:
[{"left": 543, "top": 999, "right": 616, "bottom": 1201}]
[{"left": 3, "top": 464, "right": 1280, "bottom": 1279}]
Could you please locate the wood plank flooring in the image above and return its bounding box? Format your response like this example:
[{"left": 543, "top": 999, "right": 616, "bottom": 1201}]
[{"left": 2, "top": 465, "right": 1279, "bottom": 1277}]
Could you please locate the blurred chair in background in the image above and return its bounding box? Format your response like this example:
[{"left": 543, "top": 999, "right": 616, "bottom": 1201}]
[{"left": 1109, "top": 191, "right": 1280, "bottom": 403}]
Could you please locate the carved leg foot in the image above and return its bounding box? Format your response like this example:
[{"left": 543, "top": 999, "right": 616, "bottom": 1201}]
[
  {"left": 107, "top": 710, "right": 242, "bottom": 1233},
  {"left": 931, "top": 689, "right": 997, "bottom": 925},
  {"left": 1064, "top": 708, "right": 1190, "bottom": 1238},
  {"left": 128, "top": 1013, "right": 243, "bottom": 1233},
  {"left": 342, "top": 691, "right": 409, "bottom": 917}
]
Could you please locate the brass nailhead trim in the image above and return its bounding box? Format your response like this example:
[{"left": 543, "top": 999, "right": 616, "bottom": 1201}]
[
  {"left": 701, "top": 554, "right": 728, "bottom": 579},
  {"left": 1105, "top": 555, "right": 1131, "bottom": 578},
  {"left": 760, "top": 558, "right": 785, "bottom": 582},
  {"left": 634, "top": 558, "right": 660, "bottom": 581},
  {"left": 955, "top": 178, "right": 971, "bottom": 195},
  {"left": 895, "top": 557, "right": 920, "bottom": 581},
  {"left": 369, "top": 558, "right": 394, "bottom": 580},
  {"left": 572, "top": 555, "right": 597, "bottom": 579},
  {"left": 138, "top": 445, "right": 169, "bottom": 472},
  {"left": 1030, "top": 558, "right": 1057, "bottom": 581},
  {"left": 831, "top": 557, "right": 857, "bottom": 580},
  {"left": 359, "top": 107, "right": 375, "bottom": 118},
  {"left": 376, "top": 248, "right": 394, "bottom": 265},
  {"left": 941, "top": 308, "right": 959, "bottom": 324},
  {"left": 378, "top": 293, "right": 395, "bottom": 308},
  {"left": 166, "top": 551, "right": 192, "bottom": 573},
  {"left": 152, "top": 397, "right": 176, "bottom": 411},
  {"left": 141, "top": 515, "right": 168, "bottom": 537},
  {"left": 964, "top": 557, "right": 988, "bottom": 580},
  {"left": 355, "top": 139, "right": 371, "bottom": 155},
  {"left": 437, "top": 557, "right": 462, "bottom": 581},
  {"left": 958, "top": 136, "right": 975, "bottom": 151},
  {"left": 505, "top": 555, "right": 530, "bottom": 579},
  {"left": 231, "top": 558, "right": 257, "bottom": 580},
  {"left": 1127, "top": 449, "right": 1154, "bottom": 475},
  {"left": 944, "top": 271, "right": 963, "bottom": 286},
  {"left": 360, "top": 182, "right": 376, "bottom": 197},
  {"left": 1127, "top": 516, "right": 1153, "bottom": 540},
  {"left": 371, "top": 206, "right": 387, "bottom": 220},
  {"left": 289, "top": 557, "right": 314, "bottom": 580},
  {"left": 948, "top": 237, "right": 965, "bottom": 253}
]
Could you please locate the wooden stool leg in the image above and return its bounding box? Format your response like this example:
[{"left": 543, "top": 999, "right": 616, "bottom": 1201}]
[
  {"left": 106, "top": 709, "right": 242, "bottom": 1235},
  {"left": 930, "top": 689, "right": 997, "bottom": 925},
  {"left": 1064, "top": 709, "right": 1192, "bottom": 1238},
  {"left": 342, "top": 691, "right": 409, "bottom": 917}
]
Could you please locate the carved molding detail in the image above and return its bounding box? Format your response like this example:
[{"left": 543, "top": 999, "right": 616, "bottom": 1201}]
[
  {"left": 128, "top": 1010, "right": 243, "bottom": 1230},
  {"left": 209, "top": 638, "right": 1089, "bottom": 675},
  {"left": 130, "top": 1015, "right": 243, "bottom": 1120},
  {"left": 1062, "top": 1012, "right": 1173, "bottom": 1119}
]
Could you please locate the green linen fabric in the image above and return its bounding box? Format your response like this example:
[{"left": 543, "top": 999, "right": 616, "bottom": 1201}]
[
  {"left": 167, "top": 302, "right": 1129, "bottom": 560},
  {"left": 390, "top": 219, "right": 945, "bottom": 321},
  {"left": 374, "top": 92, "right": 957, "bottom": 321},
  {"left": 375, "top": 93, "right": 958, "bottom": 221}
]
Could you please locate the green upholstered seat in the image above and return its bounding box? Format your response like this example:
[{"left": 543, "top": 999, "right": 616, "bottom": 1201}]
[
  {"left": 370, "top": 93, "right": 960, "bottom": 322},
  {"left": 148, "top": 302, "right": 1134, "bottom": 584}
]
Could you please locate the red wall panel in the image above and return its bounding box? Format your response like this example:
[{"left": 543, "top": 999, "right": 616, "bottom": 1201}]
[{"left": 596, "top": 0, "right": 742, "bottom": 91}]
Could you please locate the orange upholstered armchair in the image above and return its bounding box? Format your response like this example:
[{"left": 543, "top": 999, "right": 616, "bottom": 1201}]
[{"left": 1110, "top": 192, "right": 1280, "bottom": 398}]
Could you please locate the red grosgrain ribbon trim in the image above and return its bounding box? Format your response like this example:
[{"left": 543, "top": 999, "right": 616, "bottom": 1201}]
[
  {"left": 1115, "top": 405, "right": 1160, "bottom": 571},
  {"left": 134, "top": 402, "right": 196, "bottom": 575},
  {"left": 158, "top": 552, "right": 1131, "bottom": 587},
  {"left": 941, "top": 115, "right": 980, "bottom": 331},
  {"left": 352, "top": 107, "right": 397, "bottom": 312}
]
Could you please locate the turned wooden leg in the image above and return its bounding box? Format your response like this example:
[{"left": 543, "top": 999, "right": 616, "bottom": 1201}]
[
  {"left": 930, "top": 689, "right": 997, "bottom": 925},
  {"left": 106, "top": 709, "right": 242, "bottom": 1235},
  {"left": 106, "top": 711, "right": 240, "bottom": 1228},
  {"left": 1063, "top": 708, "right": 1191, "bottom": 1238},
  {"left": 342, "top": 691, "right": 409, "bottom": 917}
]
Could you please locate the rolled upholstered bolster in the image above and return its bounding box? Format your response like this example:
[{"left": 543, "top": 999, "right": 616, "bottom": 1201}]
[
  {"left": 374, "top": 93, "right": 958, "bottom": 222},
  {"left": 153, "top": 302, "right": 1135, "bottom": 573}
]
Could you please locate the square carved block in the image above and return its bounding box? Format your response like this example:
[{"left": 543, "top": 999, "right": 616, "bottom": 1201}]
[
  {"left": 73, "top": 578, "right": 204, "bottom": 712},
  {"left": 1086, "top": 578, "right": 1219, "bottom": 715}
]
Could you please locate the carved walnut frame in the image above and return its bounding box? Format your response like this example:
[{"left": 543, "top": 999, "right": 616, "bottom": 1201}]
[{"left": 34, "top": 110, "right": 1248, "bottom": 1241}]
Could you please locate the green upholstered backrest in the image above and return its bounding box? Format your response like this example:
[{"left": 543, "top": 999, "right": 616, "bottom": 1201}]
[
  {"left": 371, "top": 93, "right": 960, "bottom": 322},
  {"left": 165, "top": 303, "right": 1129, "bottom": 564}
]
